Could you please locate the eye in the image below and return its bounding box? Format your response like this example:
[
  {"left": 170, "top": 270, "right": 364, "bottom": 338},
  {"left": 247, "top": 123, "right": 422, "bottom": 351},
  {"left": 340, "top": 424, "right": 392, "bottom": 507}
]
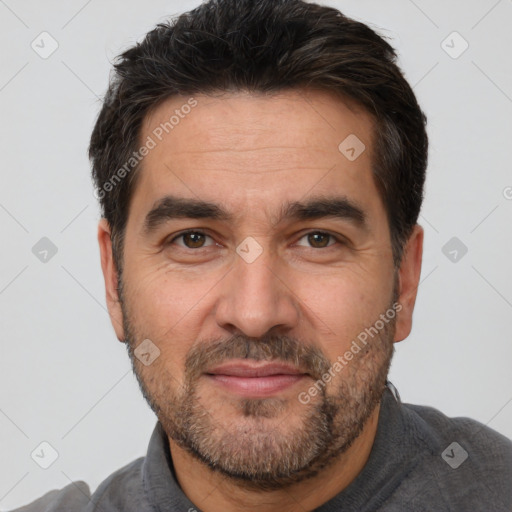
[
  {"left": 296, "top": 231, "right": 339, "bottom": 249},
  {"left": 169, "top": 230, "right": 215, "bottom": 249},
  {"left": 167, "top": 230, "right": 342, "bottom": 251}
]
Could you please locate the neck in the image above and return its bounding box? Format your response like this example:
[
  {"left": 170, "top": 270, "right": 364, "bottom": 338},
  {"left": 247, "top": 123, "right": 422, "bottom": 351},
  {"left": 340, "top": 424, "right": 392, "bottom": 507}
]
[{"left": 168, "top": 402, "right": 381, "bottom": 512}]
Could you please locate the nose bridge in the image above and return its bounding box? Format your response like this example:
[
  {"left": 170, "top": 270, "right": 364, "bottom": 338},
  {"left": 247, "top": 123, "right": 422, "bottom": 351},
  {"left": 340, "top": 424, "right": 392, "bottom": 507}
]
[{"left": 215, "top": 243, "right": 299, "bottom": 337}]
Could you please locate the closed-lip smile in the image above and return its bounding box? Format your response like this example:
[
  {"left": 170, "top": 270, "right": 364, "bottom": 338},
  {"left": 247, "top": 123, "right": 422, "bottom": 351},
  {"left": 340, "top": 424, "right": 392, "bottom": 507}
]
[{"left": 205, "top": 360, "right": 308, "bottom": 397}]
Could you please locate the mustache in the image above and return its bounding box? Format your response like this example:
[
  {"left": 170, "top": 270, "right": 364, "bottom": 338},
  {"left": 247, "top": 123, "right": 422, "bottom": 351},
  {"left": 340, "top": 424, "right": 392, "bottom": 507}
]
[{"left": 184, "top": 334, "right": 332, "bottom": 382}]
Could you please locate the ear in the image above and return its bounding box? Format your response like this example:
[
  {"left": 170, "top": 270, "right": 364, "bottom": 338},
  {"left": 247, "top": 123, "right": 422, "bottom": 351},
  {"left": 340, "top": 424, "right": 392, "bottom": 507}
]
[
  {"left": 394, "top": 224, "right": 423, "bottom": 343},
  {"left": 97, "top": 218, "right": 125, "bottom": 342}
]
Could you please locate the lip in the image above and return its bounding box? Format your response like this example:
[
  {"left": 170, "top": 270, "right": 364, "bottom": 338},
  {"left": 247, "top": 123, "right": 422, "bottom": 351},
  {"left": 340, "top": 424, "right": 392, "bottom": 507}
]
[
  {"left": 205, "top": 360, "right": 308, "bottom": 397},
  {"left": 207, "top": 361, "right": 306, "bottom": 377}
]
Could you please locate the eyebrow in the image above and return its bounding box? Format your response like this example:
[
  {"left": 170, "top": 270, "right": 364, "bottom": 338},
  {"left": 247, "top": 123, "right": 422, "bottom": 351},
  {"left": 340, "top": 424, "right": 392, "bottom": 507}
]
[{"left": 143, "top": 194, "right": 368, "bottom": 234}]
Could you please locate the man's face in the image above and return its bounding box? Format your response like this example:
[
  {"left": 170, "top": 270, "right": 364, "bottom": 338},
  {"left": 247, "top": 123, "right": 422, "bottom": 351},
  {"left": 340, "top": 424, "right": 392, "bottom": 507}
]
[{"left": 100, "top": 89, "right": 417, "bottom": 488}]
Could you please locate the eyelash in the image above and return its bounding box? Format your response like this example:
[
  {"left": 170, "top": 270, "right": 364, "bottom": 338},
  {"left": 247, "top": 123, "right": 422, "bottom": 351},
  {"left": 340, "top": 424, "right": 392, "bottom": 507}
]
[{"left": 168, "top": 229, "right": 344, "bottom": 250}]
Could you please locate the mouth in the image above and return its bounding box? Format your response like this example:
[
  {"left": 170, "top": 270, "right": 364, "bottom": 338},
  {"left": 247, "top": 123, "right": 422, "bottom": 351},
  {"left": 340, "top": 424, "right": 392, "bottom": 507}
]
[{"left": 205, "top": 360, "right": 309, "bottom": 398}]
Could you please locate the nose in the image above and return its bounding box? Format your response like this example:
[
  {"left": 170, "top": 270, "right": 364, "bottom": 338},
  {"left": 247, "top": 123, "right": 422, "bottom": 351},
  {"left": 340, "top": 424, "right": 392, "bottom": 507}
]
[{"left": 214, "top": 247, "right": 300, "bottom": 338}]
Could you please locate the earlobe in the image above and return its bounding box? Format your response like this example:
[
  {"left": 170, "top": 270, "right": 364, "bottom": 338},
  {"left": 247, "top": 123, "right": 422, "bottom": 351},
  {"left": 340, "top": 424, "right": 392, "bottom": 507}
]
[
  {"left": 97, "top": 219, "right": 126, "bottom": 342},
  {"left": 393, "top": 224, "right": 424, "bottom": 343}
]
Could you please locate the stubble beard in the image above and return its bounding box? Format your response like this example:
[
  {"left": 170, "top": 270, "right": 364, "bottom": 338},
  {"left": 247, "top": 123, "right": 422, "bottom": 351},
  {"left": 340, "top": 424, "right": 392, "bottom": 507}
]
[{"left": 120, "top": 286, "right": 396, "bottom": 490}]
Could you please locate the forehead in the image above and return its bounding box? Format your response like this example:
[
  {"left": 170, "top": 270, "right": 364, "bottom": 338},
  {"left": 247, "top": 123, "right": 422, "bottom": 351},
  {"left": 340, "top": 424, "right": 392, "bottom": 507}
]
[{"left": 132, "top": 89, "right": 382, "bottom": 223}]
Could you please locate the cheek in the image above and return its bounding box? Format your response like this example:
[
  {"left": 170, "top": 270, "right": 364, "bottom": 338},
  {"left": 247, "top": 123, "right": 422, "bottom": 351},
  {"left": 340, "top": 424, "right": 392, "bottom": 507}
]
[
  {"left": 122, "top": 264, "right": 222, "bottom": 362},
  {"left": 126, "top": 263, "right": 205, "bottom": 318},
  {"left": 295, "top": 270, "right": 390, "bottom": 356}
]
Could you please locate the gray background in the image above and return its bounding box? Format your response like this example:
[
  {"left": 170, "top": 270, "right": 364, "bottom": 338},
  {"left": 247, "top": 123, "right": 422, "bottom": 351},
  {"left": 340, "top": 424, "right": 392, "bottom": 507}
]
[{"left": 1, "top": 0, "right": 511, "bottom": 509}]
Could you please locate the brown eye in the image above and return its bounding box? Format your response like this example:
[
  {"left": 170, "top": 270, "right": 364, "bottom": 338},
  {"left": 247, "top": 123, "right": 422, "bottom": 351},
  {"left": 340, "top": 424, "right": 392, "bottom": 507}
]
[
  {"left": 171, "top": 231, "right": 214, "bottom": 249},
  {"left": 183, "top": 232, "right": 206, "bottom": 248},
  {"left": 296, "top": 231, "right": 337, "bottom": 249},
  {"left": 308, "top": 233, "right": 330, "bottom": 248}
]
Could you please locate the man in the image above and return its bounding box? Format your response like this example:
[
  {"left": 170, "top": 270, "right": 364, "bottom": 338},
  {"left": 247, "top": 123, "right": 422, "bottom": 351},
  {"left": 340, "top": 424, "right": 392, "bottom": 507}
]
[{"left": 13, "top": 0, "right": 512, "bottom": 510}]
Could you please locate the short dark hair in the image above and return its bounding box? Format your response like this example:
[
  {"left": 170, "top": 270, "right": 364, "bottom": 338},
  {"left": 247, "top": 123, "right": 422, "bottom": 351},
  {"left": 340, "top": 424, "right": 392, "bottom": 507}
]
[{"left": 89, "top": 0, "right": 428, "bottom": 273}]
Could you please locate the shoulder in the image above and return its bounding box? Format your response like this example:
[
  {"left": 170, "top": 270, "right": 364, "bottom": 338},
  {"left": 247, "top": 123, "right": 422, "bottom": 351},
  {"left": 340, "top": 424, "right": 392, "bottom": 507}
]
[
  {"left": 400, "top": 400, "right": 512, "bottom": 510},
  {"left": 9, "top": 481, "right": 91, "bottom": 512},
  {"left": 404, "top": 400, "right": 512, "bottom": 465},
  {"left": 9, "top": 457, "right": 146, "bottom": 512},
  {"left": 88, "top": 456, "right": 148, "bottom": 509}
]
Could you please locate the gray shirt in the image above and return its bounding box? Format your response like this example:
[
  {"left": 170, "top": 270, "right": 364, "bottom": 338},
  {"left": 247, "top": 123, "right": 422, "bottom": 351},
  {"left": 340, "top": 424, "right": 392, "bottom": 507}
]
[{"left": 11, "top": 385, "right": 512, "bottom": 511}]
